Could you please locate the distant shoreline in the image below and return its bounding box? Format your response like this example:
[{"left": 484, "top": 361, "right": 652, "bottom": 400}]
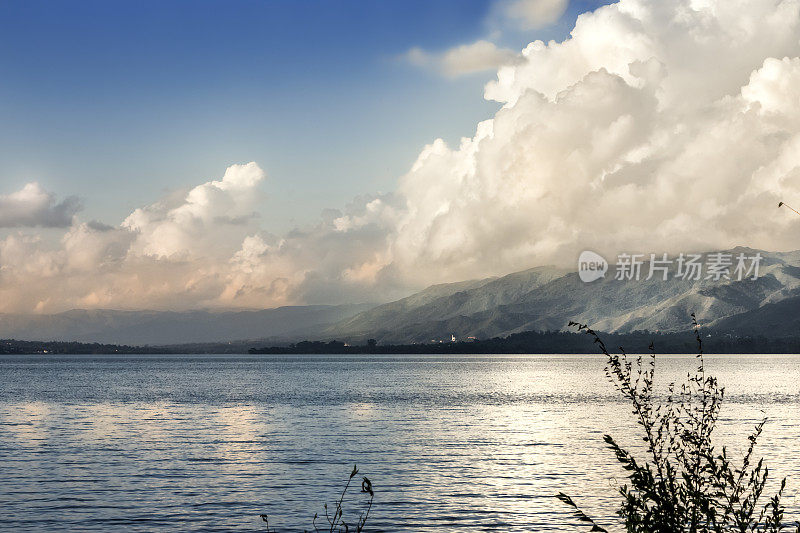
[{"left": 4, "top": 329, "right": 800, "bottom": 355}]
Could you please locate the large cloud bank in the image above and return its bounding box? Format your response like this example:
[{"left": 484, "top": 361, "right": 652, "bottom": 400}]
[{"left": 5, "top": 0, "right": 800, "bottom": 313}]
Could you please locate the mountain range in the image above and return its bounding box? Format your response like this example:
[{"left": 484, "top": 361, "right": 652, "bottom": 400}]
[
  {"left": 326, "top": 247, "right": 800, "bottom": 343},
  {"left": 3, "top": 247, "right": 800, "bottom": 346}
]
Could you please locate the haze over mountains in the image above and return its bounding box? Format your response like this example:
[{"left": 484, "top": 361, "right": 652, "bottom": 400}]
[
  {"left": 3, "top": 247, "right": 800, "bottom": 346},
  {"left": 0, "top": 304, "right": 372, "bottom": 345}
]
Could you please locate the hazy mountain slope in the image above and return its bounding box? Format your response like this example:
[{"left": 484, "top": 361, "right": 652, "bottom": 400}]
[
  {"left": 327, "top": 248, "right": 800, "bottom": 343},
  {"left": 330, "top": 266, "right": 568, "bottom": 338},
  {"left": 0, "top": 304, "right": 373, "bottom": 345},
  {"left": 330, "top": 277, "right": 496, "bottom": 334},
  {"left": 709, "top": 295, "right": 800, "bottom": 337}
]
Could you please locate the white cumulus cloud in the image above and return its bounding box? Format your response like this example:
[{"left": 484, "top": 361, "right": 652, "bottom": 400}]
[
  {"left": 122, "top": 162, "right": 264, "bottom": 259},
  {"left": 0, "top": 183, "right": 81, "bottom": 228},
  {"left": 389, "top": 0, "right": 800, "bottom": 287}
]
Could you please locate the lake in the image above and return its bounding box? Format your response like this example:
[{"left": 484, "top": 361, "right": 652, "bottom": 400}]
[{"left": 2, "top": 354, "right": 800, "bottom": 531}]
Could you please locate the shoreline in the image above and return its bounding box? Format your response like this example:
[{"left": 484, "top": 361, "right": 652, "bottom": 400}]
[{"left": 4, "top": 329, "right": 800, "bottom": 355}]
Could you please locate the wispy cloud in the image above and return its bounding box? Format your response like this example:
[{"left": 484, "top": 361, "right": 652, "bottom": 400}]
[
  {"left": 405, "top": 40, "right": 518, "bottom": 77},
  {"left": 404, "top": 0, "right": 567, "bottom": 78},
  {"left": 494, "top": 0, "right": 569, "bottom": 30}
]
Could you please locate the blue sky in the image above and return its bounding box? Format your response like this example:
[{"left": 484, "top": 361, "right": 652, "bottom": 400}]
[{"left": 0, "top": 0, "right": 612, "bottom": 231}]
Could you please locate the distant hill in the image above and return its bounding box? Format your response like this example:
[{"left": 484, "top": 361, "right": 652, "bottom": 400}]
[
  {"left": 326, "top": 248, "right": 800, "bottom": 343},
  {"left": 329, "top": 266, "right": 568, "bottom": 339},
  {"left": 0, "top": 304, "right": 373, "bottom": 345}
]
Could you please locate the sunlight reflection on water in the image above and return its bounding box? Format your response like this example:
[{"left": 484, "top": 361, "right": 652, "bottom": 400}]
[{"left": 1, "top": 354, "right": 800, "bottom": 531}]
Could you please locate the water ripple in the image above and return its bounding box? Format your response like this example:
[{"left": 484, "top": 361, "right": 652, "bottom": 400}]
[{"left": 1, "top": 354, "right": 799, "bottom": 531}]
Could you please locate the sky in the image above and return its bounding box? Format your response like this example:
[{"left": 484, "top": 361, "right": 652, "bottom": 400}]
[
  {"left": 3, "top": 0, "right": 800, "bottom": 313},
  {"left": 0, "top": 0, "right": 609, "bottom": 231}
]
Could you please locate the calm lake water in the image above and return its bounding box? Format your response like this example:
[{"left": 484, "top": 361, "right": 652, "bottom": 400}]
[{"left": 2, "top": 354, "right": 800, "bottom": 531}]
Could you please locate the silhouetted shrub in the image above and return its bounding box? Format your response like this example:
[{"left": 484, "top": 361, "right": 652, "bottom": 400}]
[
  {"left": 559, "top": 314, "right": 799, "bottom": 532},
  {"left": 260, "top": 464, "right": 373, "bottom": 532}
]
